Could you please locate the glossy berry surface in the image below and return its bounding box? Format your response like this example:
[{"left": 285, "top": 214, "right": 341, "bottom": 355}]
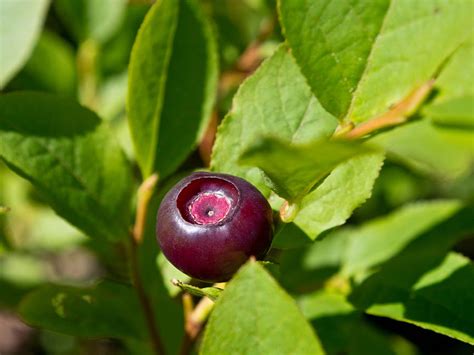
[{"left": 156, "top": 172, "right": 273, "bottom": 282}]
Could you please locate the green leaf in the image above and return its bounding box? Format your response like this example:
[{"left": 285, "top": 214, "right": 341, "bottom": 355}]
[
  {"left": 54, "top": 0, "right": 127, "bottom": 43},
  {"left": 0, "top": 0, "right": 49, "bottom": 88},
  {"left": 211, "top": 44, "right": 338, "bottom": 191},
  {"left": 424, "top": 96, "right": 474, "bottom": 128},
  {"left": 279, "top": 0, "right": 473, "bottom": 122},
  {"left": 294, "top": 152, "right": 385, "bottom": 240},
  {"left": 240, "top": 137, "right": 374, "bottom": 201},
  {"left": 201, "top": 261, "right": 324, "bottom": 354},
  {"left": 352, "top": 253, "right": 474, "bottom": 345},
  {"left": 371, "top": 120, "right": 473, "bottom": 179},
  {"left": 342, "top": 200, "right": 462, "bottom": 276},
  {"left": 9, "top": 30, "right": 77, "bottom": 95},
  {"left": 349, "top": 206, "right": 474, "bottom": 344},
  {"left": 171, "top": 279, "right": 222, "bottom": 301},
  {"left": 19, "top": 281, "right": 147, "bottom": 339},
  {"left": 0, "top": 206, "right": 9, "bottom": 214},
  {"left": 299, "top": 291, "right": 414, "bottom": 355},
  {"left": 0, "top": 93, "right": 133, "bottom": 241},
  {"left": 128, "top": 0, "right": 218, "bottom": 178}
]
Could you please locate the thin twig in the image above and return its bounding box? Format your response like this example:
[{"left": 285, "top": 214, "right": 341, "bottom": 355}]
[{"left": 341, "top": 79, "right": 435, "bottom": 139}]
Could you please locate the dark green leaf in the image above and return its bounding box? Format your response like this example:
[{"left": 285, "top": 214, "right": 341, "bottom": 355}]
[
  {"left": 0, "top": 93, "right": 133, "bottom": 241},
  {"left": 201, "top": 261, "right": 324, "bottom": 354},
  {"left": 19, "top": 281, "right": 147, "bottom": 339},
  {"left": 240, "top": 137, "right": 374, "bottom": 201},
  {"left": 300, "top": 290, "right": 414, "bottom": 355},
  {"left": 128, "top": 0, "right": 218, "bottom": 178},
  {"left": 0, "top": 0, "right": 49, "bottom": 88},
  {"left": 349, "top": 206, "right": 474, "bottom": 344}
]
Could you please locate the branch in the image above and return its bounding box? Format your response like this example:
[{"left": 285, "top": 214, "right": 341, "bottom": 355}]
[
  {"left": 133, "top": 174, "right": 159, "bottom": 244},
  {"left": 341, "top": 79, "right": 435, "bottom": 139}
]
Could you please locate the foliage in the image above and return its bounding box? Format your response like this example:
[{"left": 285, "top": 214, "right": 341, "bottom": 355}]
[{"left": 0, "top": 0, "right": 472, "bottom": 354}]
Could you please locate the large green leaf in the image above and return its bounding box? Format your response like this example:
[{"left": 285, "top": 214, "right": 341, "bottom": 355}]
[
  {"left": 240, "top": 137, "right": 374, "bottom": 201},
  {"left": 19, "top": 281, "right": 147, "bottom": 339},
  {"left": 299, "top": 291, "right": 414, "bottom": 355},
  {"left": 211, "top": 44, "right": 338, "bottom": 191},
  {"left": 0, "top": 93, "right": 133, "bottom": 241},
  {"left": 352, "top": 253, "right": 474, "bottom": 345},
  {"left": 279, "top": 0, "right": 473, "bottom": 122},
  {"left": 128, "top": 0, "right": 218, "bottom": 178},
  {"left": 371, "top": 120, "right": 473, "bottom": 179},
  {"left": 201, "top": 261, "right": 324, "bottom": 354},
  {"left": 342, "top": 200, "right": 461, "bottom": 276},
  {"left": 349, "top": 206, "right": 474, "bottom": 344},
  {"left": 0, "top": 0, "right": 49, "bottom": 88},
  {"left": 54, "top": 0, "right": 127, "bottom": 43},
  {"left": 294, "top": 152, "right": 385, "bottom": 239}
]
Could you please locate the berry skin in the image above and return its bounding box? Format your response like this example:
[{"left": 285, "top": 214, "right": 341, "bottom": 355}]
[{"left": 156, "top": 172, "right": 273, "bottom": 282}]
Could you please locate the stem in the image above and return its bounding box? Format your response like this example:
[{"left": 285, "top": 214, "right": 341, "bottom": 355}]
[
  {"left": 341, "top": 79, "right": 435, "bottom": 140},
  {"left": 130, "top": 239, "right": 166, "bottom": 355},
  {"left": 130, "top": 174, "right": 165, "bottom": 354}
]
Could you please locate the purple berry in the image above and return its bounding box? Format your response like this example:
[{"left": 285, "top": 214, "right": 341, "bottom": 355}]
[{"left": 156, "top": 172, "right": 273, "bottom": 282}]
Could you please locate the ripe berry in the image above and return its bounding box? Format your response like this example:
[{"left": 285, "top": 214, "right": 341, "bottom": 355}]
[{"left": 156, "top": 172, "right": 273, "bottom": 282}]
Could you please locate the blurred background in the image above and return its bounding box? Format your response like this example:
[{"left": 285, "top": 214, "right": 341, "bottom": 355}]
[{"left": 1, "top": 0, "right": 473, "bottom": 354}]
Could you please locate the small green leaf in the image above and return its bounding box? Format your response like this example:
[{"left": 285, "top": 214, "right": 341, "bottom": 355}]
[
  {"left": 171, "top": 279, "right": 222, "bottom": 301},
  {"left": 240, "top": 137, "right": 374, "bottom": 201},
  {"left": 279, "top": 0, "right": 473, "bottom": 122},
  {"left": 342, "top": 200, "right": 462, "bottom": 276},
  {"left": 0, "top": 0, "right": 49, "bottom": 88},
  {"left": 201, "top": 261, "right": 324, "bottom": 354},
  {"left": 0, "top": 206, "right": 9, "bottom": 214},
  {"left": 54, "top": 0, "right": 127, "bottom": 43},
  {"left": 128, "top": 0, "right": 218, "bottom": 178},
  {"left": 424, "top": 96, "right": 474, "bottom": 128},
  {"left": 294, "top": 152, "right": 385, "bottom": 240},
  {"left": 211, "top": 44, "right": 338, "bottom": 191},
  {"left": 19, "top": 281, "right": 147, "bottom": 339},
  {"left": 0, "top": 93, "right": 133, "bottom": 241}
]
